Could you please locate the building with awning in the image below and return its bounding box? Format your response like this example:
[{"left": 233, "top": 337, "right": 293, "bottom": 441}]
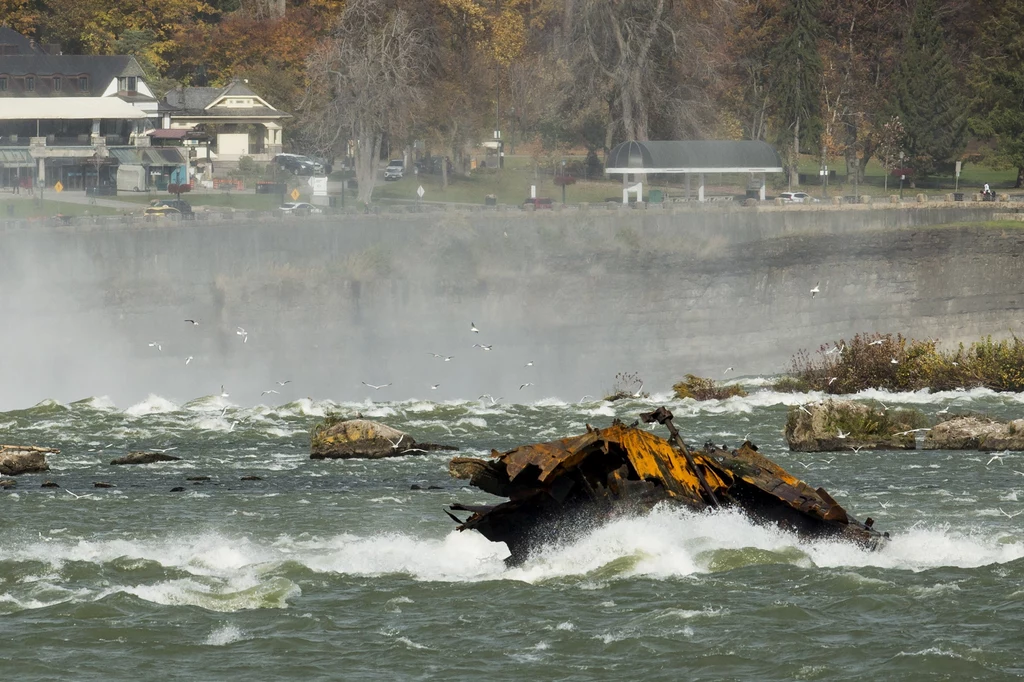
[{"left": 605, "top": 140, "right": 784, "bottom": 201}]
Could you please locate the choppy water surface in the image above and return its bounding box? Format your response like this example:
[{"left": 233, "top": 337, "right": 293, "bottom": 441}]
[{"left": 3, "top": 386, "right": 1024, "bottom": 681}]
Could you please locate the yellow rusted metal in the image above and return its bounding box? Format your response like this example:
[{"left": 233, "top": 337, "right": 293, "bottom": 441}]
[{"left": 616, "top": 427, "right": 729, "bottom": 499}]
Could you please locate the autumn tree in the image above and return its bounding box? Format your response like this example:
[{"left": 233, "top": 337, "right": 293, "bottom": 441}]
[
  {"left": 969, "top": 0, "right": 1024, "bottom": 187},
  {"left": 890, "top": 0, "right": 966, "bottom": 178},
  {"left": 305, "top": 0, "right": 432, "bottom": 205},
  {"left": 770, "top": 0, "right": 823, "bottom": 188}
]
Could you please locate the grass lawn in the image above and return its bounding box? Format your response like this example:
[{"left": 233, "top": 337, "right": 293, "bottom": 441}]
[
  {"left": 794, "top": 155, "right": 1019, "bottom": 195},
  {"left": 0, "top": 196, "right": 119, "bottom": 218}
]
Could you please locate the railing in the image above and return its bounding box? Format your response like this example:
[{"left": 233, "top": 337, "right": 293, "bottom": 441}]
[{"left": 49, "top": 136, "right": 93, "bottom": 146}]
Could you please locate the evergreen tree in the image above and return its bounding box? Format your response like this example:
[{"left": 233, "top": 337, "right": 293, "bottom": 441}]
[
  {"left": 770, "top": 0, "right": 823, "bottom": 188},
  {"left": 891, "top": 0, "right": 966, "bottom": 178},
  {"left": 969, "top": 0, "right": 1024, "bottom": 188}
]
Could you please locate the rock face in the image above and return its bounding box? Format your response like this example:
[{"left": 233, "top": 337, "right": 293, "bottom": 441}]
[
  {"left": 310, "top": 418, "right": 456, "bottom": 459},
  {"left": 110, "top": 451, "right": 182, "bottom": 465},
  {"left": 924, "top": 416, "right": 1024, "bottom": 451},
  {"left": 0, "top": 445, "right": 57, "bottom": 475},
  {"left": 785, "top": 400, "right": 923, "bottom": 452}
]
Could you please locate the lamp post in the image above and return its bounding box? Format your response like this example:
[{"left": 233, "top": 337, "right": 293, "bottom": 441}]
[
  {"left": 509, "top": 107, "right": 515, "bottom": 155},
  {"left": 898, "top": 151, "right": 905, "bottom": 200},
  {"left": 561, "top": 159, "right": 566, "bottom": 205}
]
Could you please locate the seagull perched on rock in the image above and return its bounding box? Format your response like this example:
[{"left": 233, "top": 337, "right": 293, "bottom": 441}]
[
  {"left": 362, "top": 382, "right": 391, "bottom": 390},
  {"left": 810, "top": 282, "right": 820, "bottom": 297},
  {"left": 470, "top": 322, "right": 480, "bottom": 333},
  {"left": 869, "top": 339, "right": 884, "bottom": 346},
  {"left": 891, "top": 357, "right": 899, "bottom": 364}
]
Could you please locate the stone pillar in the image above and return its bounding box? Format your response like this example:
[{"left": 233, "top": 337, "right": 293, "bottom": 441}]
[{"left": 37, "top": 157, "right": 45, "bottom": 185}]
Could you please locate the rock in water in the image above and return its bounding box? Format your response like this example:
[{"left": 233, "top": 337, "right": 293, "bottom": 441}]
[
  {"left": 110, "top": 451, "right": 182, "bottom": 465},
  {"left": 924, "top": 416, "right": 1024, "bottom": 451},
  {"left": 0, "top": 445, "right": 57, "bottom": 475},
  {"left": 785, "top": 400, "right": 924, "bottom": 452},
  {"left": 310, "top": 418, "right": 456, "bottom": 459}
]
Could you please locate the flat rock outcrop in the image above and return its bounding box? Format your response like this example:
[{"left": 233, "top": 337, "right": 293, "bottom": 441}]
[
  {"left": 0, "top": 445, "right": 57, "bottom": 475},
  {"left": 110, "top": 451, "right": 182, "bottom": 465},
  {"left": 923, "top": 416, "right": 1024, "bottom": 451},
  {"left": 311, "top": 418, "right": 456, "bottom": 459},
  {"left": 785, "top": 400, "right": 923, "bottom": 452}
]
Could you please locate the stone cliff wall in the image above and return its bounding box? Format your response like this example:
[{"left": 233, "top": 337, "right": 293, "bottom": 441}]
[{"left": 1, "top": 203, "right": 1020, "bottom": 408}]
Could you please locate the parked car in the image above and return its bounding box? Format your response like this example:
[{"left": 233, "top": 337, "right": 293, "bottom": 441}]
[
  {"left": 274, "top": 153, "right": 322, "bottom": 176},
  {"left": 144, "top": 204, "right": 181, "bottom": 218},
  {"left": 145, "top": 199, "right": 193, "bottom": 218},
  {"left": 384, "top": 159, "right": 404, "bottom": 180},
  {"left": 278, "top": 202, "right": 323, "bottom": 216},
  {"left": 778, "top": 191, "right": 819, "bottom": 204}
]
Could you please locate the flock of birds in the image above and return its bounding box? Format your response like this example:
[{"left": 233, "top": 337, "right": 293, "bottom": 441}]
[{"left": 148, "top": 318, "right": 540, "bottom": 404}]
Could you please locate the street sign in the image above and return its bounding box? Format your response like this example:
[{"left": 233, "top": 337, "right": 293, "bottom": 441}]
[
  {"left": 955, "top": 161, "right": 962, "bottom": 177},
  {"left": 309, "top": 176, "right": 327, "bottom": 197},
  {"left": 290, "top": 188, "right": 300, "bottom": 201},
  {"left": 416, "top": 185, "right": 425, "bottom": 198},
  {"left": 54, "top": 181, "right": 63, "bottom": 193}
]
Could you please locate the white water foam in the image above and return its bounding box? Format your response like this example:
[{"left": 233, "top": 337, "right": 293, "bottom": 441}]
[
  {"left": 204, "top": 624, "right": 247, "bottom": 646},
  {"left": 124, "top": 394, "right": 181, "bottom": 416}
]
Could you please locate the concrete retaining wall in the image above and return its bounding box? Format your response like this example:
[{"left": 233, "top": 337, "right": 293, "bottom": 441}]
[{"left": 1, "top": 203, "right": 1021, "bottom": 408}]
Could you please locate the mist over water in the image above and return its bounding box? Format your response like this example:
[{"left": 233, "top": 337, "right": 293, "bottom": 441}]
[{"left": 4, "top": 213, "right": 1024, "bottom": 680}]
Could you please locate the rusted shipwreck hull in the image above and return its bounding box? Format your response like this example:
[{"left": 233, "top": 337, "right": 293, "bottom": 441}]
[{"left": 447, "top": 407, "right": 887, "bottom": 566}]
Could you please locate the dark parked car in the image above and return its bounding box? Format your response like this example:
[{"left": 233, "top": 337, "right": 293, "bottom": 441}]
[
  {"left": 149, "top": 199, "right": 193, "bottom": 215},
  {"left": 273, "top": 154, "right": 322, "bottom": 176}
]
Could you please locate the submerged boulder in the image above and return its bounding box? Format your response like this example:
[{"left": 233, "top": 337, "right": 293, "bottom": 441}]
[
  {"left": 924, "top": 416, "right": 1024, "bottom": 451},
  {"left": 110, "top": 451, "right": 182, "bottom": 465},
  {"left": 311, "top": 418, "right": 456, "bottom": 459},
  {"left": 0, "top": 445, "right": 57, "bottom": 475},
  {"left": 785, "top": 400, "right": 926, "bottom": 452}
]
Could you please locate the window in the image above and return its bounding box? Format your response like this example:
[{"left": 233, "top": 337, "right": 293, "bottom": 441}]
[
  {"left": 79, "top": 76, "right": 88, "bottom": 91},
  {"left": 53, "top": 76, "right": 61, "bottom": 91},
  {"left": 0, "top": 77, "right": 6, "bottom": 92},
  {"left": 117, "top": 76, "right": 137, "bottom": 92},
  {"left": 25, "top": 76, "right": 34, "bottom": 91}
]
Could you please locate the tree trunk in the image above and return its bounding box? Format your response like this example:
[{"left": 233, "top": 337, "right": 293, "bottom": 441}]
[
  {"left": 1017, "top": 166, "right": 1023, "bottom": 189},
  {"left": 792, "top": 116, "right": 800, "bottom": 188},
  {"left": 354, "top": 128, "right": 381, "bottom": 206}
]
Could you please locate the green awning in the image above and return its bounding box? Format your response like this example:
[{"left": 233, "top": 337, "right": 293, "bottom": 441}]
[
  {"left": 108, "top": 148, "right": 145, "bottom": 165},
  {"left": 0, "top": 148, "right": 34, "bottom": 167}
]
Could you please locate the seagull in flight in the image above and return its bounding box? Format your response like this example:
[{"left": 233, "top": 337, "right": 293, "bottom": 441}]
[
  {"left": 828, "top": 376, "right": 838, "bottom": 385},
  {"left": 236, "top": 326, "right": 248, "bottom": 343},
  {"left": 578, "top": 395, "right": 593, "bottom": 404},
  {"left": 385, "top": 434, "right": 405, "bottom": 450},
  {"left": 478, "top": 394, "right": 502, "bottom": 405},
  {"left": 427, "top": 353, "right": 455, "bottom": 362},
  {"left": 895, "top": 428, "right": 929, "bottom": 436},
  {"left": 185, "top": 356, "right": 193, "bottom": 365},
  {"left": 276, "top": 380, "right": 292, "bottom": 386},
  {"left": 261, "top": 389, "right": 279, "bottom": 396},
  {"left": 470, "top": 322, "right": 480, "bottom": 333},
  {"left": 869, "top": 339, "right": 884, "bottom": 346},
  {"left": 148, "top": 342, "right": 162, "bottom": 351},
  {"left": 362, "top": 382, "right": 391, "bottom": 390},
  {"left": 524, "top": 361, "right": 534, "bottom": 367},
  {"left": 850, "top": 445, "right": 864, "bottom": 453},
  {"left": 810, "top": 282, "right": 820, "bottom": 297},
  {"left": 473, "top": 343, "right": 493, "bottom": 351},
  {"left": 987, "top": 453, "right": 1006, "bottom": 466},
  {"left": 799, "top": 404, "right": 813, "bottom": 416},
  {"left": 836, "top": 429, "right": 849, "bottom": 439},
  {"left": 999, "top": 508, "right": 1024, "bottom": 518},
  {"left": 724, "top": 367, "right": 734, "bottom": 374},
  {"left": 430, "top": 384, "right": 440, "bottom": 390},
  {"left": 184, "top": 319, "right": 199, "bottom": 326},
  {"left": 632, "top": 383, "right": 645, "bottom": 398},
  {"left": 519, "top": 382, "right": 534, "bottom": 390}
]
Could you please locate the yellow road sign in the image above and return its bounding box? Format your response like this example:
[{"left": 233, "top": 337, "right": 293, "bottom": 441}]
[
  {"left": 290, "top": 188, "right": 300, "bottom": 201},
  {"left": 54, "top": 181, "right": 64, "bottom": 193}
]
